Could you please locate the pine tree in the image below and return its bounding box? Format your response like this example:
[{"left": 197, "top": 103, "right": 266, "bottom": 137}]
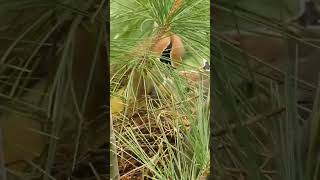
[{"left": 111, "top": 0, "right": 210, "bottom": 179}]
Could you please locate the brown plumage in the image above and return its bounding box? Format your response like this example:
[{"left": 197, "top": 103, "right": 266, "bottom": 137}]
[{"left": 151, "top": 33, "right": 185, "bottom": 68}]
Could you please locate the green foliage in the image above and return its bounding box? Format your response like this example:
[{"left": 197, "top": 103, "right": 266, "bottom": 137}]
[{"left": 111, "top": 0, "right": 209, "bottom": 179}]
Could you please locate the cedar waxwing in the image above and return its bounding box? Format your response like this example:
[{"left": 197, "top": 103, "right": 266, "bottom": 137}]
[
  {"left": 151, "top": 33, "right": 185, "bottom": 68},
  {"left": 110, "top": 33, "right": 184, "bottom": 103}
]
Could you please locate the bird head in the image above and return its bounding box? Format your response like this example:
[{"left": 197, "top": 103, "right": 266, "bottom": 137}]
[{"left": 151, "top": 33, "right": 185, "bottom": 68}]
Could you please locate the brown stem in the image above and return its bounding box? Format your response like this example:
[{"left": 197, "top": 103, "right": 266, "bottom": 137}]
[{"left": 213, "top": 107, "right": 285, "bottom": 137}]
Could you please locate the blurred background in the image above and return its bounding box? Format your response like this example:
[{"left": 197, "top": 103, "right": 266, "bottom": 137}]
[
  {"left": 212, "top": 0, "right": 320, "bottom": 180},
  {"left": 0, "top": 1, "right": 108, "bottom": 179}
]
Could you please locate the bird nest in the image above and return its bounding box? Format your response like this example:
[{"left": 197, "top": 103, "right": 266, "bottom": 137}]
[{"left": 113, "top": 96, "right": 194, "bottom": 179}]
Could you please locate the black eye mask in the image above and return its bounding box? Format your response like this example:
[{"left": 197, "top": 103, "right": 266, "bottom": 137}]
[{"left": 160, "top": 39, "right": 174, "bottom": 68}]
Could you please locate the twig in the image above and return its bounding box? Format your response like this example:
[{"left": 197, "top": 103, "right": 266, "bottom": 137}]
[
  {"left": 110, "top": 113, "right": 120, "bottom": 180},
  {"left": 213, "top": 107, "right": 285, "bottom": 136},
  {"left": 0, "top": 129, "right": 7, "bottom": 180}
]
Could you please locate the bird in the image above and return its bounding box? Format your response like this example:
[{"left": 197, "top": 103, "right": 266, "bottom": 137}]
[
  {"left": 151, "top": 33, "right": 185, "bottom": 68},
  {"left": 151, "top": 33, "right": 210, "bottom": 95}
]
